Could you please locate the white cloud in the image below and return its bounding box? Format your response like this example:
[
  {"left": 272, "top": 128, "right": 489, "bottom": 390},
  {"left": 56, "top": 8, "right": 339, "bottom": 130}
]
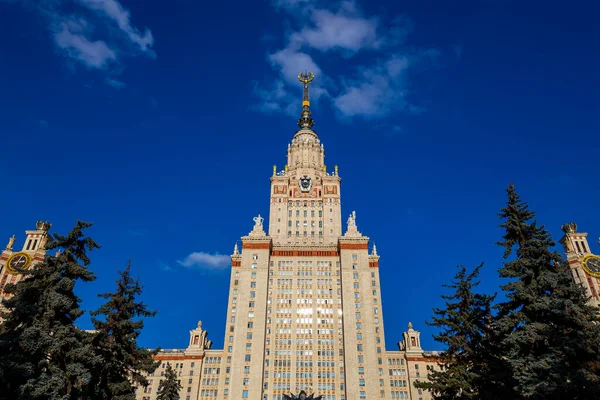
[
  {"left": 256, "top": 0, "right": 437, "bottom": 121},
  {"left": 54, "top": 18, "right": 116, "bottom": 69},
  {"left": 269, "top": 48, "right": 322, "bottom": 86},
  {"left": 105, "top": 77, "right": 125, "bottom": 89},
  {"left": 334, "top": 55, "right": 409, "bottom": 118},
  {"left": 289, "top": 6, "right": 380, "bottom": 53},
  {"left": 78, "top": 0, "right": 154, "bottom": 55},
  {"left": 177, "top": 252, "right": 230, "bottom": 270},
  {"left": 9, "top": 0, "right": 154, "bottom": 86},
  {"left": 253, "top": 79, "right": 298, "bottom": 116},
  {"left": 256, "top": 49, "right": 328, "bottom": 117}
]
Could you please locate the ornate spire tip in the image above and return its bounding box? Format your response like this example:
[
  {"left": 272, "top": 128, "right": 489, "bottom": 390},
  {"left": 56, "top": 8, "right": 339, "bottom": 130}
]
[{"left": 297, "top": 71, "right": 315, "bottom": 129}]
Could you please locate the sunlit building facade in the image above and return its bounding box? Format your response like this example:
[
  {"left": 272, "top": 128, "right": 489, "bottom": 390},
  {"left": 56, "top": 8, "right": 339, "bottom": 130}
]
[{"left": 134, "top": 74, "right": 441, "bottom": 400}]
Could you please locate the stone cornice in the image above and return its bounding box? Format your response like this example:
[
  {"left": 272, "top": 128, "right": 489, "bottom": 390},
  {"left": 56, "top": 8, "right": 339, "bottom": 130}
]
[
  {"left": 241, "top": 236, "right": 272, "bottom": 250},
  {"left": 338, "top": 236, "right": 370, "bottom": 250}
]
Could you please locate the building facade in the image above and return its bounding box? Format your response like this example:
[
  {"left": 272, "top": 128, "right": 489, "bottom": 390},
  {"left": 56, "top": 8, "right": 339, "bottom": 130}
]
[
  {"left": 0, "top": 221, "right": 52, "bottom": 317},
  {"left": 135, "top": 74, "right": 442, "bottom": 400},
  {"left": 560, "top": 222, "right": 600, "bottom": 308}
]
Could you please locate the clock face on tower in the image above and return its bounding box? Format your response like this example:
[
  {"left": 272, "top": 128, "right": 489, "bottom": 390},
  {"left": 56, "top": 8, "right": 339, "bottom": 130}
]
[
  {"left": 5, "top": 252, "right": 32, "bottom": 275},
  {"left": 582, "top": 255, "right": 600, "bottom": 278},
  {"left": 299, "top": 176, "right": 312, "bottom": 193}
]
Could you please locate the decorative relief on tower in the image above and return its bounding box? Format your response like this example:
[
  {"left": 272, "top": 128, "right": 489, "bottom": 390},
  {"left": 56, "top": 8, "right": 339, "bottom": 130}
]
[
  {"left": 292, "top": 187, "right": 319, "bottom": 198},
  {"left": 324, "top": 185, "right": 337, "bottom": 195},
  {"left": 274, "top": 185, "right": 288, "bottom": 194}
]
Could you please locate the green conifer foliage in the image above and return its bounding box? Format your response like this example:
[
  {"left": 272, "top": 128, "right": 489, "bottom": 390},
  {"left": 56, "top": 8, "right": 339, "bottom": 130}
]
[
  {"left": 0, "top": 221, "right": 100, "bottom": 400},
  {"left": 156, "top": 363, "right": 182, "bottom": 400},
  {"left": 415, "top": 264, "right": 496, "bottom": 400},
  {"left": 89, "top": 262, "right": 159, "bottom": 400},
  {"left": 495, "top": 184, "right": 600, "bottom": 399}
]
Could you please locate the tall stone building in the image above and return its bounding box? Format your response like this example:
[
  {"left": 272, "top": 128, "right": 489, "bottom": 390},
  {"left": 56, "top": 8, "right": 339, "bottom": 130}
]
[
  {"left": 560, "top": 222, "right": 600, "bottom": 308},
  {"left": 135, "top": 73, "right": 441, "bottom": 400}
]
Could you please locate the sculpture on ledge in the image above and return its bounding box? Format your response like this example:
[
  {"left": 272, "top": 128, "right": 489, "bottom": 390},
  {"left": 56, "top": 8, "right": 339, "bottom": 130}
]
[{"left": 284, "top": 391, "right": 322, "bottom": 400}]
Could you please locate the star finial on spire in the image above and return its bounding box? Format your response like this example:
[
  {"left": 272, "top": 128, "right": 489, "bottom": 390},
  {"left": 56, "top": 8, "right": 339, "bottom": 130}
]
[{"left": 297, "top": 71, "right": 315, "bottom": 129}]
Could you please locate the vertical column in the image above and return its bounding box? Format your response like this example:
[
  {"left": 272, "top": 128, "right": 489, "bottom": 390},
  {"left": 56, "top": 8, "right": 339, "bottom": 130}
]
[
  {"left": 228, "top": 238, "right": 271, "bottom": 400},
  {"left": 340, "top": 237, "right": 381, "bottom": 400}
]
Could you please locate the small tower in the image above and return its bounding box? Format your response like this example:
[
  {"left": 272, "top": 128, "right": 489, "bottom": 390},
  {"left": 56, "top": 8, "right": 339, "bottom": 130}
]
[
  {"left": 398, "top": 322, "right": 423, "bottom": 356},
  {"left": 560, "top": 222, "right": 592, "bottom": 256},
  {"left": 0, "top": 221, "right": 52, "bottom": 313},
  {"left": 559, "top": 222, "right": 600, "bottom": 308},
  {"left": 22, "top": 220, "right": 52, "bottom": 252},
  {"left": 185, "top": 320, "right": 212, "bottom": 357}
]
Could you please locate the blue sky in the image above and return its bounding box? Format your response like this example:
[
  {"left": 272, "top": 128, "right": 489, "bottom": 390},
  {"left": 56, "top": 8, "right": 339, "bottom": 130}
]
[{"left": 0, "top": 0, "right": 599, "bottom": 351}]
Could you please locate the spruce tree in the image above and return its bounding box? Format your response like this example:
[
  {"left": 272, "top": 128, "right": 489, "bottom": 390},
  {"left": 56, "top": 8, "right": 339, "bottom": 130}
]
[
  {"left": 415, "top": 264, "right": 497, "bottom": 400},
  {"left": 156, "top": 362, "right": 182, "bottom": 400},
  {"left": 89, "top": 262, "right": 159, "bottom": 400},
  {"left": 0, "top": 221, "right": 100, "bottom": 400},
  {"left": 495, "top": 184, "right": 600, "bottom": 399}
]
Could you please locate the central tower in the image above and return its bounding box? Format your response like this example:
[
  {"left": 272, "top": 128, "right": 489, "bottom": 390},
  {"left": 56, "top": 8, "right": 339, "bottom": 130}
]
[
  {"left": 268, "top": 72, "right": 342, "bottom": 246},
  {"left": 219, "top": 74, "right": 388, "bottom": 400}
]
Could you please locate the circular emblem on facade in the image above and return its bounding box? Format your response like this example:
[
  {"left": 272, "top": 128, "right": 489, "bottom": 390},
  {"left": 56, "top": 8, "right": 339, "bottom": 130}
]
[
  {"left": 299, "top": 176, "right": 312, "bottom": 193},
  {"left": 582, "top": 254, "right": 600, "bottom": 278},
  {"left": 5, "top": 252, "right": 32, "bottom": 275}
]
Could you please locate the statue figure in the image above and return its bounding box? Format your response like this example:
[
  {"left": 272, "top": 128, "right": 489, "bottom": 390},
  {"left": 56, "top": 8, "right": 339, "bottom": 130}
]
[
  {"left": 253, "top": 214, "right": 264, "bottom": 228},
  {"left": 347, "top": 211, "right": 357, "bottom": 228},
  {"left": 561, "top": 222, "right": 578, "bottom": 233},
  {"left": 6, "top": 235, "right": 15, "bottom": 251},
  {"left": 283, "top": 391, "right": 322, "bottom": 400}
]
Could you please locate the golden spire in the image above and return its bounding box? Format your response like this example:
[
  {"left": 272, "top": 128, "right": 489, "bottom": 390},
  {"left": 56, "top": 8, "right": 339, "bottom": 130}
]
[{"left": 297, "top": 71, "right": 315, "bottom": 129}]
